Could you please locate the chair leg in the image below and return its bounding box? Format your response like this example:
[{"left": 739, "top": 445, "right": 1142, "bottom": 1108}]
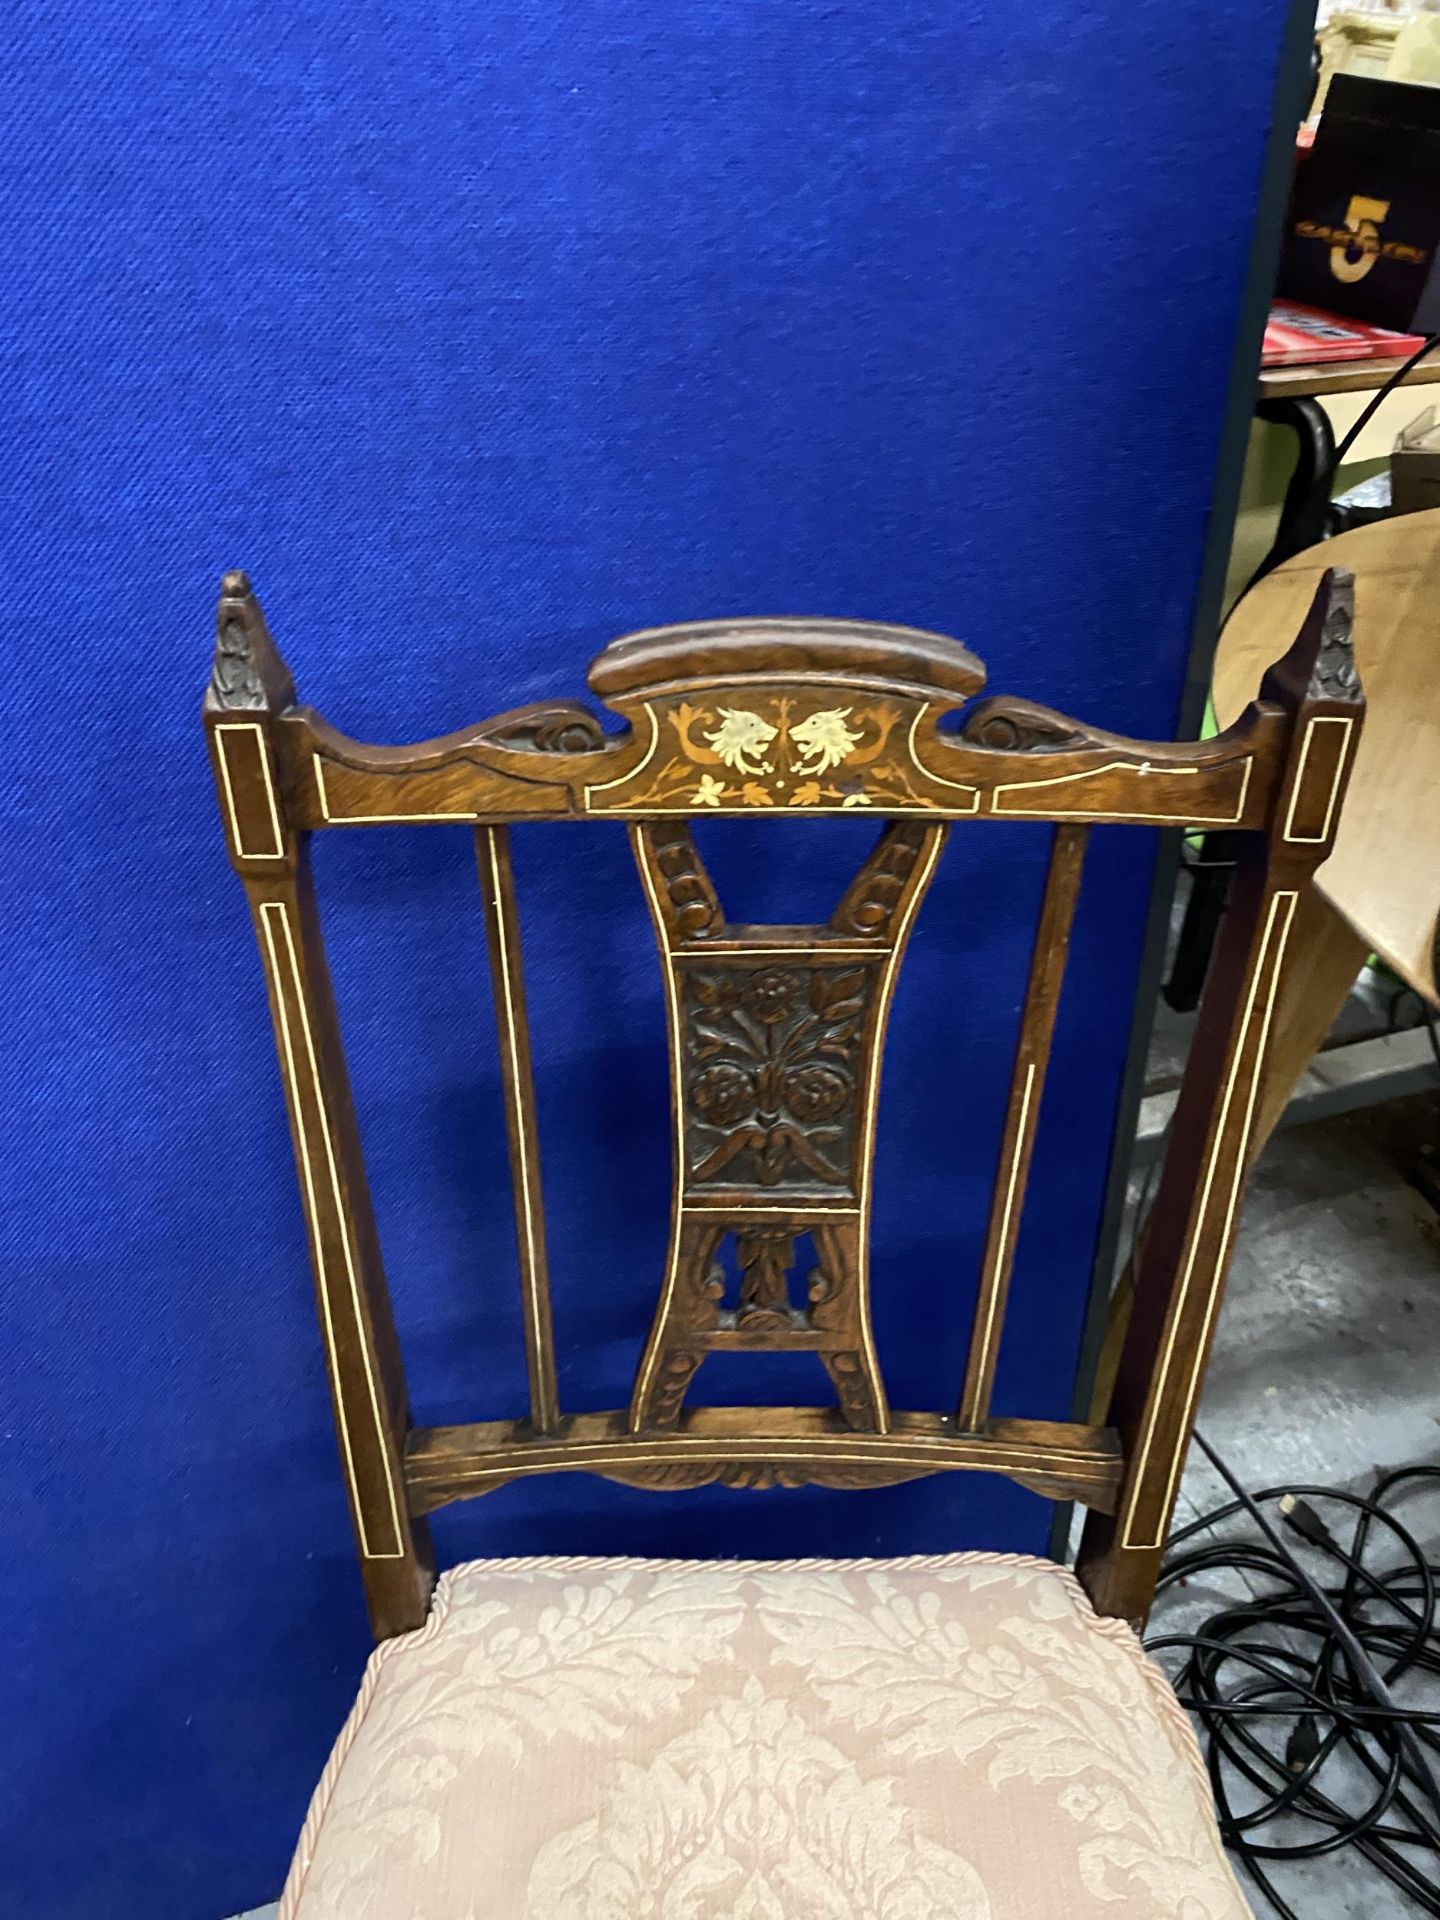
[{"left": 1081, "top": 889, "right": 1367, "bottom": 1624}]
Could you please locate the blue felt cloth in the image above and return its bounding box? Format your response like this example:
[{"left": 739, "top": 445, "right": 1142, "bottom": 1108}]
[{"left": 1, "top": 4, "right": 1287, "bottom": 1914}]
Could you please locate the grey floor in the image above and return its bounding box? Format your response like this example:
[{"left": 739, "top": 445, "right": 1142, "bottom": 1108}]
[
  {"left": 1152, "top": 1091, "right": 1440, "bottom": 1918},
  {"left": 228, "top": 1088, "right": 1440, "bottom": 1920}
]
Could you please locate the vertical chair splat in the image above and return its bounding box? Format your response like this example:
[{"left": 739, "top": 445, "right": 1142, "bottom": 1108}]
[
  {"left": 627, "top": 817, "right": 947, "bottom": 1441},
  {"left": 474, "top": 825, "right": 560, "bottom": 1436},
  {"left": 958, "top": 822, "right": 1089, "bottom": 1429}
]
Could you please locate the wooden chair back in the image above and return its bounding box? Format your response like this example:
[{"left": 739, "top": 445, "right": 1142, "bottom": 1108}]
[{"left": 205, "top": 571, "right": 1362, "bottom": 1634}]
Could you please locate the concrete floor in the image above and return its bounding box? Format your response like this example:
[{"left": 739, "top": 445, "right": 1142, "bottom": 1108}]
[
  {"left": 228, "top": 1092, "right": 1440, "bottom": 1920},
  {"left": 1155, "top": 1092, "right": 1440, "bottom": 1918}
]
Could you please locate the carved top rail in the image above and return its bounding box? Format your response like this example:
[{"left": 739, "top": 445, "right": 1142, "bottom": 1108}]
[{"left": 207, "top": 579, "right": 1293, "bottom": 842}]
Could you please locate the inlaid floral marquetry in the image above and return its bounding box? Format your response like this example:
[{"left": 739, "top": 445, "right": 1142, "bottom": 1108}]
[
  {"left": 585, "top": 685, "right": 960, "bottom": 814},
  {"left": 636, "top": 696, "right": 911, "bottom": 811}
]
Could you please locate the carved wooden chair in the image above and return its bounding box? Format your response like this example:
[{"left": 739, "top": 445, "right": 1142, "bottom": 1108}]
[{"left": 206, "top": 569, "right": 1360, "bottom": 1920}]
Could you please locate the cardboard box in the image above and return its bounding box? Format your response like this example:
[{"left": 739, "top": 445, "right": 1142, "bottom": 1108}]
[{"left": 1279, "top": 75, "right": 1440, "bottom": 333}]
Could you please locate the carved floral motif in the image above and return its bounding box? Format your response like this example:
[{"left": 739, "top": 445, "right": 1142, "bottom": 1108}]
[
  {"left": 628, "top": 822, "right": 934, "bottom": 1438},
  {"left": 683, "top": 965, "right": 872, "bottom": 1189}
]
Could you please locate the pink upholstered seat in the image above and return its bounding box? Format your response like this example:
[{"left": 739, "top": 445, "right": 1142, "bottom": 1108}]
[{"left": 279, "top": 1553, "right": 1250, "bottom": 1920}]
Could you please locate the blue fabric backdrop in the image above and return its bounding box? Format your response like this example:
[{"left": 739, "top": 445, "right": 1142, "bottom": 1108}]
[{"left": 2, "top": 5, "right": 1288, "bottom": 1914}]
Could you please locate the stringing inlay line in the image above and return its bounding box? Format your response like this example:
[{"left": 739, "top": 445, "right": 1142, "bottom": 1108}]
[
  {"left": 1282, "top": 715, "right": 1354, "bottom": 844},
  {"left": 412, "top": 1438, "right": 1117, "bottom": 1492},
  {"left": 214, "top": 722, "right": 284, "bottom": 858},
  {"left": 853, "top": 825, "right": 948, "bottom": 1435},
  {"left": 583, "top": 704, "right": 659, "bottom": 807},
  {"left": 313, "top": 756, "right": 479, "bottom": 825},
  {"left": 990, "top": 755, "right": 1254, "bottom": 826},
  {"left": 960, "top": 1062, "right": 1035, "bottom": 1424},
  {"left": 958, "top": 821, "right": 1087, "bottom": 1427},
  {"left": 1120, "top": 888, "right": 1298, "bottom": 1549},
  {"left": 629, "top": 826, "right": 691, "bottom": 1426},
  {"left": 906, "top": 704, "right": 983, "bottom": 809},
  {"left": 478, "top": 825, "right": 558, "bottom": 1433},
  {"left": 258, "top": 901, "right": 406, "bottom": 1558}
]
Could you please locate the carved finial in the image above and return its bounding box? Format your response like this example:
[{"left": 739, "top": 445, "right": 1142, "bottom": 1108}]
[
  {"left": 207, "top": 572, "right": 296, "bottom": 713},
  {"left": 1314, "top": 573, "right": 1359, "bottom": 699},
  {"left": 1260, "top": 567, "right": 1361, "bottom": 710}
]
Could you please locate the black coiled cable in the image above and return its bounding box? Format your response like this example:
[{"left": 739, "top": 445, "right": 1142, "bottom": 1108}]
[{"left": 1146, "top": 1441, "right": 1440, "bottom": 1917}]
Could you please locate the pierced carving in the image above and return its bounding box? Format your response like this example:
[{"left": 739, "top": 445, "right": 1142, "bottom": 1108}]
[
  {"left": 962, "top": 699, "right": 1088, "bottom": 754},
  {"left": 685, "top": 965, "right": 870, "bottom": 1189},
  {"left": 631, "top": 1219, "right": 885, "bottom": 1432},
  {"left": 733, "top": 1229, "right": 798, "bottom": 1331},
  {"left": 629, "top": 817, "right": 940, "bottom": 1437},
  {"left": 476, "top": 702, "right": 608, "bottom": 754}
]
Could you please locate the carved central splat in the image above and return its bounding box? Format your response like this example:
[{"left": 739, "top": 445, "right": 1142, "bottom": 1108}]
[
  {"left": 685, "top": 964, "right": 869, "bottom": 1188},
  {"left": 629, "top": 817, "right": 946, "bottom": 1436}
]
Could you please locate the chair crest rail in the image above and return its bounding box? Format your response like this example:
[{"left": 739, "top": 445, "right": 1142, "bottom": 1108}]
[{"left": 228, "top": 607, "right": 1288, "bottom": 834}]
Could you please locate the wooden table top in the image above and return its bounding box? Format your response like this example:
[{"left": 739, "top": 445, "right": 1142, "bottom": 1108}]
[
  {"left": 1258, "top": 355, "right": 1440, "bottom": 403},
  {"left": 1212, "top": 509, "right": 1440, "bottom": 1002}
]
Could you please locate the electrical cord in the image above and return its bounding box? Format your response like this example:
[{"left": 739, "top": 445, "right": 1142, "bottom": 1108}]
[
  {"left": 1228, "top": 331, "right": 1440, "bottom": 621},
  {"left": 1147, "top": 1439, "right": 1440, "bottom": 1917},
  {"left": 1316, "top": 332, "right": 1440, "bottom": 505}
]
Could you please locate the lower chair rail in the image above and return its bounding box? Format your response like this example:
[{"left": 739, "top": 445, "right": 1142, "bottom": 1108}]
[{"left": 405, "top": 1407, "right": 1122, "bottom": 1510}]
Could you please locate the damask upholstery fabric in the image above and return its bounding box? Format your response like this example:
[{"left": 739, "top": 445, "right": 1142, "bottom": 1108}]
[{"left": 278, "top": 1553, "right": 1250, "bottom": 1920}]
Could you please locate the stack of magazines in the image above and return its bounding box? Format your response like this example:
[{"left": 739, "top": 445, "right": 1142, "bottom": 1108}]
[{"left": 1262, "top": 300, "right": 1426, "bottom": 367}]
